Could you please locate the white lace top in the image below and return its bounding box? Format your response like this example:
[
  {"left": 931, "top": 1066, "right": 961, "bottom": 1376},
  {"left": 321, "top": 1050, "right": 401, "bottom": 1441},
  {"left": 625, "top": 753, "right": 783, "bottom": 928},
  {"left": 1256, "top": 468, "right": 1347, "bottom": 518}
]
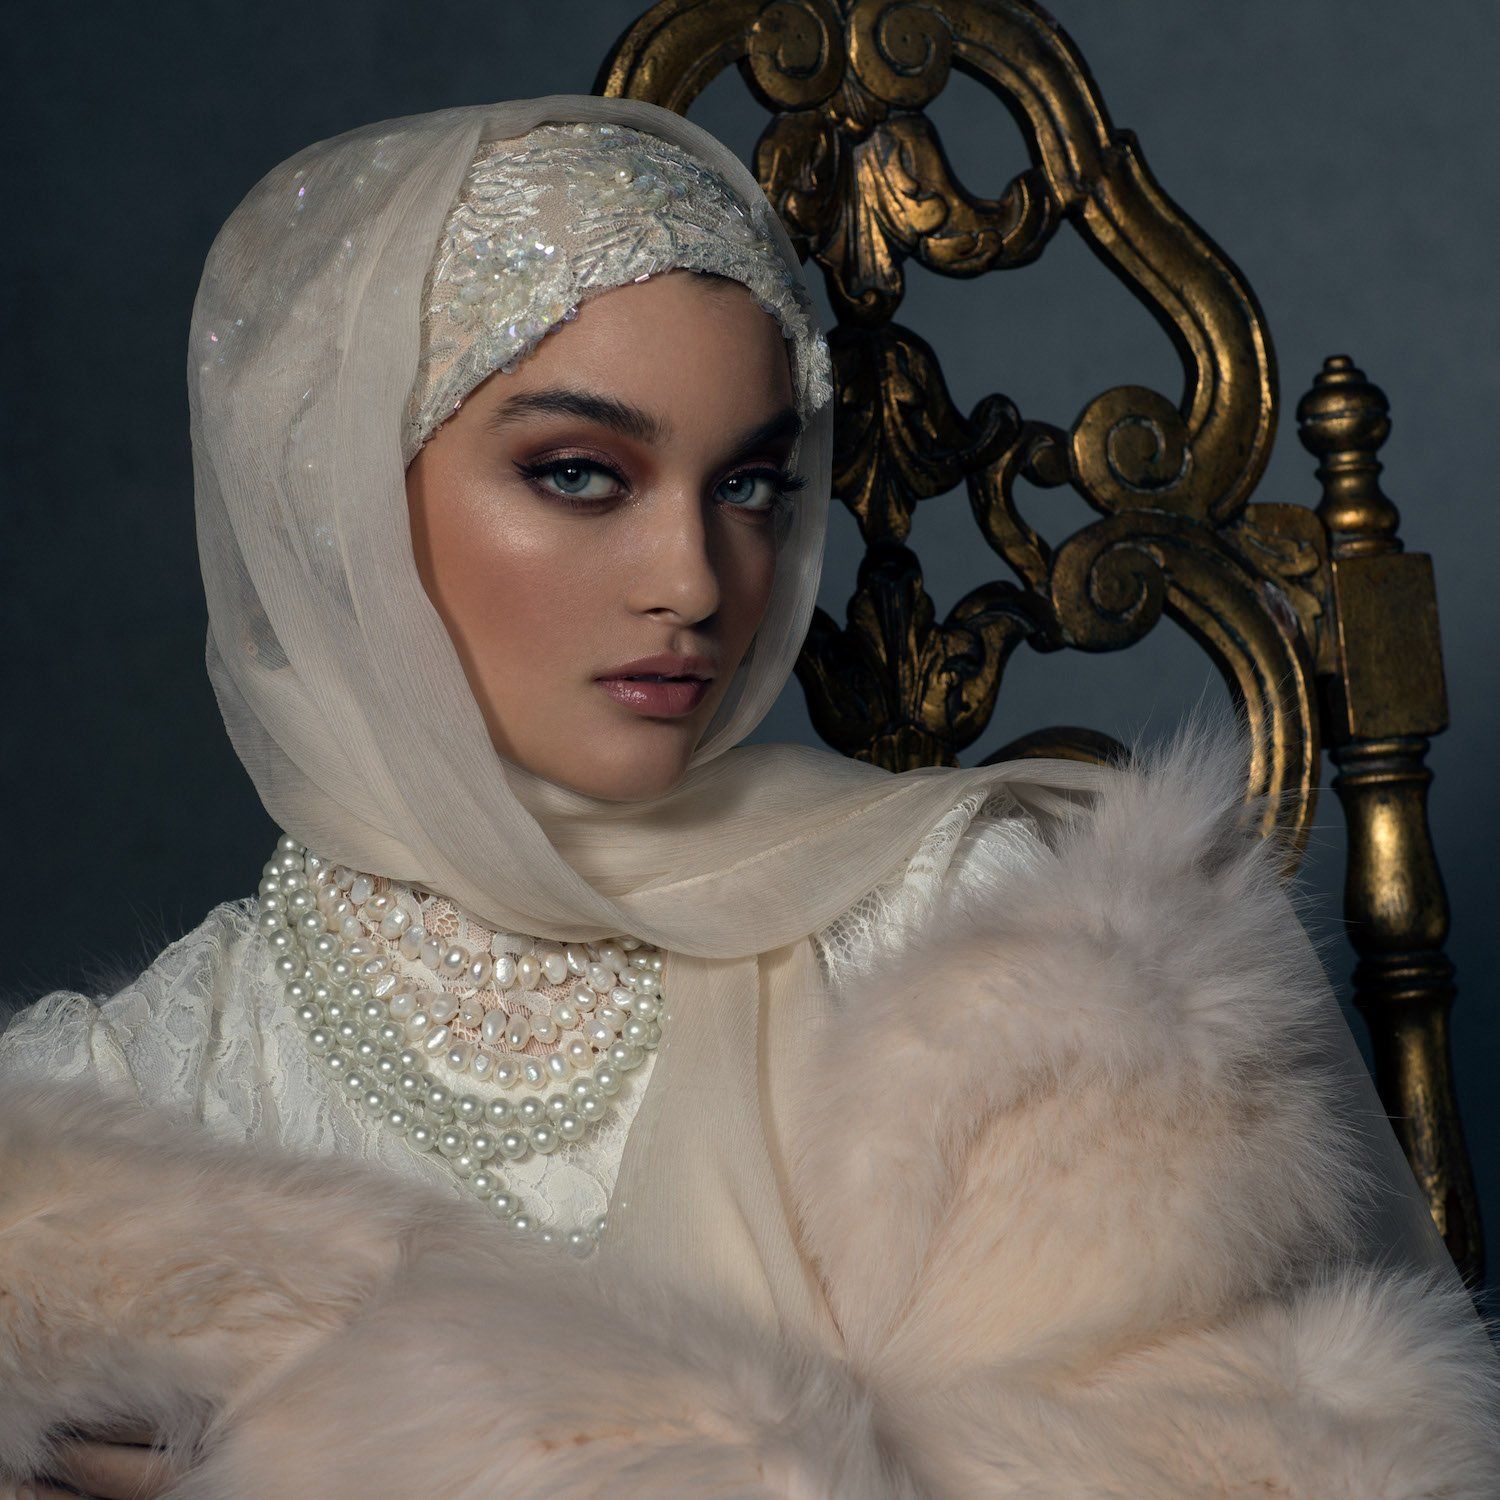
[{"left": 0, "top": 790, "right": 1042, "bottom": 1232}]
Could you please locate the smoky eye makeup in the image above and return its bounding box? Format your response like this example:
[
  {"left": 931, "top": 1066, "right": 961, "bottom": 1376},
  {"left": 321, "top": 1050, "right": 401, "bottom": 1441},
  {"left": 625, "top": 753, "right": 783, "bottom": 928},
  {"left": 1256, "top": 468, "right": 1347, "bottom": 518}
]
[{"left": 511, "top": 452, "right": 807, "bottom": 517}]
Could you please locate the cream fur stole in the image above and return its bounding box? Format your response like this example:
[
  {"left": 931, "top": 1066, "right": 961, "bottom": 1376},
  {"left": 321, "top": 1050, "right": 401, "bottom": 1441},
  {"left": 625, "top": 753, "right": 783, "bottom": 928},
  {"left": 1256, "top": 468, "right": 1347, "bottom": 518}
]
[{"left": 1, "top": 727, "right": 1497, "bottom": 1498}]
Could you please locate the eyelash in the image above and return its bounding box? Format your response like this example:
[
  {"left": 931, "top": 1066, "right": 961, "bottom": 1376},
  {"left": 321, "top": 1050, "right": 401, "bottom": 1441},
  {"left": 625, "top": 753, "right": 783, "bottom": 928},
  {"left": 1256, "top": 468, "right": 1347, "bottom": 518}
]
[{"left": 513, "top": 455, "right": 808, "bottom": 518}]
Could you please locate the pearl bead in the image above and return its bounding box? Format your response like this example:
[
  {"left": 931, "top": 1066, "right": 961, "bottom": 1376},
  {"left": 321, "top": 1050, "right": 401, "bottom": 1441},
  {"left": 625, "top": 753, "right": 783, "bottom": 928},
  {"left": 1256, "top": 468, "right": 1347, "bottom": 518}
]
[{"left": 270, "top": 837, "right": 670, "bottom": 1257}]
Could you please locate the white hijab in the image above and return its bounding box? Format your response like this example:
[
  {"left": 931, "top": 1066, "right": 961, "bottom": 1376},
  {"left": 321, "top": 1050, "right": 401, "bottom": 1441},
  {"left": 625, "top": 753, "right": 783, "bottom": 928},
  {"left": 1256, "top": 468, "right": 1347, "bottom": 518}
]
[{"left": 189, "top": 94, "right": 1459, "bottom": 1341}]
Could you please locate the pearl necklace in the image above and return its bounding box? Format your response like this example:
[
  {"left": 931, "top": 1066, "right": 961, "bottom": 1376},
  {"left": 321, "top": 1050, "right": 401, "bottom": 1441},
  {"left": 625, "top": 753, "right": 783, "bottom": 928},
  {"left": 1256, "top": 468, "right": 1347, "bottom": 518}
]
[{"left": 255, "top": 834, "right": 665, "bottom": 1257}]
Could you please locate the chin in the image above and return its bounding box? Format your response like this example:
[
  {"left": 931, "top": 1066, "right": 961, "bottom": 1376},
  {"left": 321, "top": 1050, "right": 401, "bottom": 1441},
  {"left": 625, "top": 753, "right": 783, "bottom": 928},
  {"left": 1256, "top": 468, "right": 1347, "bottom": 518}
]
[{"left": 549, "top": 732, "right": 696, "bottom": 802}]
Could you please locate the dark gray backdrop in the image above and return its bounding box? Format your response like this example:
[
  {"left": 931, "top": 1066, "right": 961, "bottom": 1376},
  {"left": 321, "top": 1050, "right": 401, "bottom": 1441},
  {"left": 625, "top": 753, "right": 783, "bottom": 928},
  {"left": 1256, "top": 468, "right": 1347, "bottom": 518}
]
[{"left": 5, "top": 2, "right": 1497, "bottom": 1275}]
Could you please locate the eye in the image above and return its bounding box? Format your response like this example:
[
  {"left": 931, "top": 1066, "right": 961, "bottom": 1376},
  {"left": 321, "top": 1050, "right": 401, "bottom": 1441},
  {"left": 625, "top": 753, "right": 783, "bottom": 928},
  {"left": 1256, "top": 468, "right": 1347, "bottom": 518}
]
[
  {"left": 516, "top": 458, "right": 622, "bottom": 503},
  {"left": 716, "top": 468, "right": 808, "bottom": 515}
]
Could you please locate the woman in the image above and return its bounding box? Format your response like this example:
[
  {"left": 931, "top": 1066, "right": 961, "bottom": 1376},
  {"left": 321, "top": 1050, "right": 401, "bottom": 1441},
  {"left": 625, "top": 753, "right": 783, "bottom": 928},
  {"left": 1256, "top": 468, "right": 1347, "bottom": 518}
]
[{"left": 0, "top": 94, "right": 1496, "bottom": 1498}]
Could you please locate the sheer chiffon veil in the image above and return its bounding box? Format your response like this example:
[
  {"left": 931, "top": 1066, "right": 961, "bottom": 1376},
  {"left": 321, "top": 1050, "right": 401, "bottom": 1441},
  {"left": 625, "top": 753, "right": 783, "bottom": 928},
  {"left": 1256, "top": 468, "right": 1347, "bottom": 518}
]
[{"left": 188, "top": 94, "right": 1470, "bottom": 1332}]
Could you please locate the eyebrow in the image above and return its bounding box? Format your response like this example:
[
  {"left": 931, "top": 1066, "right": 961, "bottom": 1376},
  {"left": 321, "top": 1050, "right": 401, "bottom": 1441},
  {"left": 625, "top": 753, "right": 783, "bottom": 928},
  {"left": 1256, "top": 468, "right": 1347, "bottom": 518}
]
[{"left": 484, "top": 385, "right": 803, "bottom": 459}]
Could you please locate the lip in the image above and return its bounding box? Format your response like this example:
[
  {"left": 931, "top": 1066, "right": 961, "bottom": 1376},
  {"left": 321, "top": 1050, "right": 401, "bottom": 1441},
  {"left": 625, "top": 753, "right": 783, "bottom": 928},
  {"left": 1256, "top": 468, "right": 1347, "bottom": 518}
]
[{"left": 595, "top": 652, "right": 716, "bottom": 720}]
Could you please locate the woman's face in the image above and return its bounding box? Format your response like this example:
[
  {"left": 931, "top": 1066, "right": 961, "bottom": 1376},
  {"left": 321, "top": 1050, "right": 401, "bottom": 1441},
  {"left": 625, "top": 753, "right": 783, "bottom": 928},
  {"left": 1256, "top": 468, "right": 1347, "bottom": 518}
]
[{"left": 405, "top": 270, "right": 804, "bottom": 801}]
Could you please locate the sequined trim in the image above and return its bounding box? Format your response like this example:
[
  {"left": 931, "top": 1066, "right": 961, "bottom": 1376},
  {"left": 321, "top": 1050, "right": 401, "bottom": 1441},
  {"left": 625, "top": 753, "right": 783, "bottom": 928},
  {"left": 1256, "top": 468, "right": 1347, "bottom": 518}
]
[{"left": 403, "top": 121, "right": 832, "bottom": 460}]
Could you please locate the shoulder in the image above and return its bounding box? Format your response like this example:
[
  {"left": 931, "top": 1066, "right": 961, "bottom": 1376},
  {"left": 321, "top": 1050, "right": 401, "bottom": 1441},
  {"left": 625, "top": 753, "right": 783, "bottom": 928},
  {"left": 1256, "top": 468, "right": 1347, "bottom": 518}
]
[{"left": 0, "top": 898, "right": 265, "bottom": 1108}]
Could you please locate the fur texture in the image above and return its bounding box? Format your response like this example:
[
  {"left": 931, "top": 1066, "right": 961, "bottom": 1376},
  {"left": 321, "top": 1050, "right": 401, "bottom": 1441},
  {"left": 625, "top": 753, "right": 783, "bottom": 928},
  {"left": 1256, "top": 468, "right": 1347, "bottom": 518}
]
[{"left": 2, "top": 721, "right": 1497, "bottom": 1496}]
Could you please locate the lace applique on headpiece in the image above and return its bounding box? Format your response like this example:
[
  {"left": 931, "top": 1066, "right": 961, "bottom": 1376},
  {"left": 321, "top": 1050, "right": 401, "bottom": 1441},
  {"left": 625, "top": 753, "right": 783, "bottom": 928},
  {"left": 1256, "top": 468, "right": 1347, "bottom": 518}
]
[{"left": 402, "top": 121, "right": 833, "bottom": 461}]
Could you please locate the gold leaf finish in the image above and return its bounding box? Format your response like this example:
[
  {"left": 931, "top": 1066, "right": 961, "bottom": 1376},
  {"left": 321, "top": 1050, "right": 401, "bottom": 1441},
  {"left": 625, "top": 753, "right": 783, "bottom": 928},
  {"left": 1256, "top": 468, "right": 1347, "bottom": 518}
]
[{"left": 600, "top": 3, "right": 1479, "bottom": 1284}]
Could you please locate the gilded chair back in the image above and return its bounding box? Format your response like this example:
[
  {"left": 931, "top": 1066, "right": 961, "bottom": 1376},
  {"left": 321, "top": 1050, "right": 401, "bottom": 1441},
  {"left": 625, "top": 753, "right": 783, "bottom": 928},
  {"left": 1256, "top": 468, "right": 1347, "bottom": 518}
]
[{"left": 597, "top": 0, "right": 1480, "bottom": 1284}]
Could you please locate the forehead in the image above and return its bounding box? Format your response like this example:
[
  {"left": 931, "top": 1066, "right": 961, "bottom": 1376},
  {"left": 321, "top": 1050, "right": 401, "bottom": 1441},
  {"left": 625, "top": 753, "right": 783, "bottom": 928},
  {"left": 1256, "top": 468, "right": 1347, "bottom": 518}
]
[{"left": 469, "top": 271, "right": 797, "bottom": 432}]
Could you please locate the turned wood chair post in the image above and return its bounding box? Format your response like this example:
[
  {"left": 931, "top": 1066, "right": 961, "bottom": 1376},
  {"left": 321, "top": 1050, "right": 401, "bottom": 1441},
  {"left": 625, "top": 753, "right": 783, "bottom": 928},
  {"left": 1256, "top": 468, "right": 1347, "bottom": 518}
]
[{"left": 1298, "top": 357, "right": 1481, "bottom": 1284}]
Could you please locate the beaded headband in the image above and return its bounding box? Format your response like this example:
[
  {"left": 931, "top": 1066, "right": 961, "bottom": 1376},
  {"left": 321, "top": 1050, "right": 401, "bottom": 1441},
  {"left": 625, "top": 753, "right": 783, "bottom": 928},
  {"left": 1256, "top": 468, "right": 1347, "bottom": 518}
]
[{"left": 402, "top": 121, "right": 833, "bottom": 463}]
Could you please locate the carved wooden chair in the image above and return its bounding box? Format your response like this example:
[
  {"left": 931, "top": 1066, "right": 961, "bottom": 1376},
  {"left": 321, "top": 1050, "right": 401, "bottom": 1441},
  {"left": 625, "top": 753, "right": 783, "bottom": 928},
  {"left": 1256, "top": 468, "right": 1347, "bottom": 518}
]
[{"left": 595, "top": 0, "right": 1480, "bottom": 1284}]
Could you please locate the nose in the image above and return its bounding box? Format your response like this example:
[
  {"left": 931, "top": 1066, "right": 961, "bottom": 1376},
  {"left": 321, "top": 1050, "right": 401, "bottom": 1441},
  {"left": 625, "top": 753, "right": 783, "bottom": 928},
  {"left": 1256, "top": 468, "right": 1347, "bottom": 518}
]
[{"left": 623, "top": 481, "right": 721, "bottom": 627}]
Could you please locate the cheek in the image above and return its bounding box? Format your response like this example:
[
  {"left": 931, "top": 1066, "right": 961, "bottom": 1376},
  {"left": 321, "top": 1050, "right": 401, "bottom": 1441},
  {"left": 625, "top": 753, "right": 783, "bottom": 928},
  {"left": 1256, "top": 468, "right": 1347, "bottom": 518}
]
[
  {"left": 722, "top": 527, "right": 779, "bottom": 639},
  {"left": 422, "top": 486, "right": 595, "bottom": 682}
]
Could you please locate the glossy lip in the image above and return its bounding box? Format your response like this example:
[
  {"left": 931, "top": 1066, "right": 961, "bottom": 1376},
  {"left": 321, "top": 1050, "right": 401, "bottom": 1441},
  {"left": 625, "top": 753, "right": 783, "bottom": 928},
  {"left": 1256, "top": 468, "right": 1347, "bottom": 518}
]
[
  {"left": 594, "top": 652, "right": 717, "bottom": 720},
  {"left": 595, "top": 651, "right": 717, "bottom": 681}
]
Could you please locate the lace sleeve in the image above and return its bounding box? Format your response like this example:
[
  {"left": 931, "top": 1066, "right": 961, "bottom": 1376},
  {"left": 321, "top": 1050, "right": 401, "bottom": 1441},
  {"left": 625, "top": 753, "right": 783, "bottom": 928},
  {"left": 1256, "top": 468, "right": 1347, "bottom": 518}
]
[
  {"left": 0, "top": 901, "right": 270, "bottom": 1140},
  {"left": 813, "top": 788, "right": 1044, "bottom": 991}
]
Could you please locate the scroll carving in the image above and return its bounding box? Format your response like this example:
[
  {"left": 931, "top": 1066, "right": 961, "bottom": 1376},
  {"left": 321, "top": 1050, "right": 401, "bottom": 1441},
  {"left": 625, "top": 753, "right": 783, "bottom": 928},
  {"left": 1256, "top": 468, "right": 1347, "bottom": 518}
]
[{"left": 600, "top": 3, "right": 1479, "bottom": 1280}]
